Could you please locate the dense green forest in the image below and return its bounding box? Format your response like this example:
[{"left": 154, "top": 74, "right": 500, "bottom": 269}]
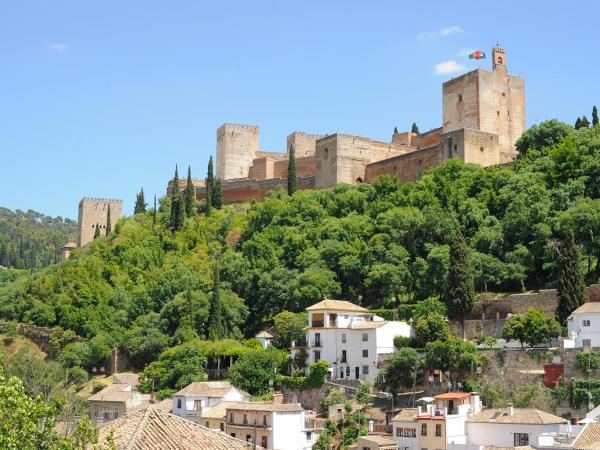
[
  {"left": 0, "top": 120, "right": 599, "bottom": 377},
  {"left": 0, "top": 208, "right": 78, "bottom": 269}
]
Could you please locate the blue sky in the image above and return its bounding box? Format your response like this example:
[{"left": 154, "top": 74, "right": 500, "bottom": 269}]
[{"left": 1, "top": 0, "right": 598, "bottom": 219}]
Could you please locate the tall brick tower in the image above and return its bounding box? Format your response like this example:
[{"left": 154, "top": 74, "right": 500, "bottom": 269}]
[
  {"left": 216, "top": 123, "right": 260, "bottom": 180},
  {"left": 442, "top": 47, "right": 525, "bottom": 162},
  {"left": 77, "top": 198, "right": 123, "bottom": 247}
]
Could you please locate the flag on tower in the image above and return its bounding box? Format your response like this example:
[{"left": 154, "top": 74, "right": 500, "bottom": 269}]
[{"left": 468, "top": 50, "right": 486, "bottom": 60}]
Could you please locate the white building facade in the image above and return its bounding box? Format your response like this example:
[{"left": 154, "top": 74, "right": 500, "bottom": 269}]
[
  {"left": 304, "top": 298, "right": 413, "bottom": 383},
  {"left": 565, "top": 302, "right": 600, "bottom": 348},
  {"left": 172, "top": 381, "right": 250, "bottom": 423}
]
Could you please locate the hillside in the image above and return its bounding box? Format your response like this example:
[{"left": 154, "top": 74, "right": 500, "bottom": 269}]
[
  {"left": 0, "top": 207, "right": 78, "bottom": 269},
  {"left": 0, "top": 120, "right": 599, "bottom": 374}
]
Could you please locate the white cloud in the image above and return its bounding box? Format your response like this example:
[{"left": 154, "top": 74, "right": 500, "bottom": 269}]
[
  {"left": 434, "top": 60, "right": 466, "bottom": 75},
  {"left": 48, "top": 43, "right": 68, "bottom": 52},
  {"left": 417, "top": 25, "right": 463, "bottom": 40}
]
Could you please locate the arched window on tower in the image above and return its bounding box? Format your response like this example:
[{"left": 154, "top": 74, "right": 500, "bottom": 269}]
[{"left": 497, "top": 56, "right": 503, "bottom": 64}]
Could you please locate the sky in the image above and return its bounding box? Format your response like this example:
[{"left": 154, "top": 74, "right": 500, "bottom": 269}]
[{"left": 1, "top": 0, "right": 599, "bottom": 219}]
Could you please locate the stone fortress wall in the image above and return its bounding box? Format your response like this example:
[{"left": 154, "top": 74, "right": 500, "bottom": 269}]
[
  {"left": 78, "top": 198, "right": 123, "bottom": 247},
  {"left": 183, "top": 47, "right": 525, "bottom": 204}
]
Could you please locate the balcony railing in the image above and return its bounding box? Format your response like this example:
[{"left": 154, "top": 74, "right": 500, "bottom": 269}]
[
  {"left": 311, "top": 321, "right": 324, "bottom": 328},
  {"left": 372, "top": 424, "right": 393, "bottom": 434},
  {"left": 227, "top": 420, "right": 272, "bottom": 429},
  {"left": 310, "top": 340, "right": 322, "bottom": 347}
]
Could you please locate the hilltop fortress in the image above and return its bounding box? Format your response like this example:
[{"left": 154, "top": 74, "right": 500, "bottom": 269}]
[{"left": 180, "top": 47, "right": 525, "bottom": 203}]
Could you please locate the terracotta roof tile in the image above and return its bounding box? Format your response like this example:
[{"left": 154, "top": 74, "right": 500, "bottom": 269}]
[
  {"left": 174, "top": 381, "right": 249, "bottom": 398},
  {"left": 573, "top": 422, "right": 600, "bottom": 449},
  {"left": 96, "top": 406, "right": 260, "bottom": 449},
  {"left": 434, "top": 392, "right": 472, "bottom": 400},
  {"left": 88, "top": 384, "right": 144, "bottom": 403},
  {"left": 351, "top": 321, "right": 388, "bottom": 329},
  {"left": 570, "top": 302, "right": 600, "bottom": 316},
  {"left": 468, "top": 408, "right": 567, "bottom": 425},
  {"left": 306, "top": 298, "right": 368, "bottom": 312},
  {"left": 392, "top": 408, "right": 418, "bottom": 422},
  {"left": 226, "top": 402, "right": 304, "bottom": 413}
]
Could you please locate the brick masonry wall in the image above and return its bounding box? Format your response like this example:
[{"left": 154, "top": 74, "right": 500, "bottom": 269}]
[{"left": 364, "top": 145, "right": 444, "bottom": 184}]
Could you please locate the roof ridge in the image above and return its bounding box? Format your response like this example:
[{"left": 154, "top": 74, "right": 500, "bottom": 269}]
[{"left": 125, "top": 407, "right": 152, "bottom": 450}]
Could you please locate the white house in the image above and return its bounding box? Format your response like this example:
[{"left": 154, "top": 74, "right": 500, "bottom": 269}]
[
  {"left": 465, "top": 404, "right": 568, "bottom": 447},
  {"left": 225, "top": 401, "right": 319, "bottom": 450},
  {"left": 256, "top": 330, "right": 274, "bottom": 349},
  {"left": 391, "top": 408, "right": 418, "bottom": 450},
  {"left": 304, "top": 298, "right": 413, "bottom": 383},
  {"left": 565, "top": 302, "right": 600, "bottom": 348},
  {"left": 172, "top": 381, "right": 250, "bottom": 423}
]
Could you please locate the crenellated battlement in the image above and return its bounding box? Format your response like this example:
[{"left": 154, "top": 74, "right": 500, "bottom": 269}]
[
  {"left": 218, "top": 123, "right": 259, "bottom": 131},
  {"left": 79, "top": 197, "right": 123, "bottom": 204}
]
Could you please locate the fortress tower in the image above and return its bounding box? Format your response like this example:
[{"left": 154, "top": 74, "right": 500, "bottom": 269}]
[
  {"left": 216, "top": 123, "right": 259, "bottom": 180},
  {"left": 442, "top": 47, "right": 525, "bottom": 163},
  {"left": 78, "top": 198, "right": 123, "bottom": 247}
]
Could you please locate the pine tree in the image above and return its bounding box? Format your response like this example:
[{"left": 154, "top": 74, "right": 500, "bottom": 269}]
[
  {"left": 445, "top": 229, "right": 475, "bottom": 339},
  {"left": 213, "top": 179, "right": 223, "bottom": 209},
  {"left": 106, "top": 204, "right": 112, "bottom": 235},
  {"left": 555, "top": 228, "right": 587, "bottom": 325},
  {"left": 152, "top": 195, "right": 157, "bottom": 227},
  {"left": 207, "top": 262, "right": 225, "bottom": 340},
  {"left": 185, "top": 166, "right": 195, "bottom": 217},
  {"left": 93, "top": 223, "right": 100, "bottom": 239},
  {"left": 411, "top": 122, "right": 420, "bottom": 134},
  {"left": 593, "top": 106, "right": 599, "bottom": 127},
  {"left": 287, "top": 144, "right": 298, "bottom": 196},
  {"left": 134, "top": 188, "right": 147, "bottom": 214},
  {"left": 205, "top": 180, "right": 212, "bottom": 216},
  {"left": 575, "top": 117, "right": 582, "bottom": 129},
  {"left": 393, "top": 126, "right": 399, "bottom": 134},
  {"left": 581, "top": 116, "right": 590, "bottom": 128}
]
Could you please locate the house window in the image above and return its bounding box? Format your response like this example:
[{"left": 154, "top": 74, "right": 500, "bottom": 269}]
[
  {"left": 458, "top": 94, "right": 463, "bottom": 102},
  {"left": 362, "top": 365, "right": 369, "bottom": 375},
  {"left": 177, "top": 398, "right": 182, "bottom": 409},
  {"left": 362, "top": 333, "right": 368, "bottom": 342},
  {"left": 262, "top": 436, "right": 268, "bottom": 447},
  {"left": 583, "top": 339, "right": 592, "bottom": 348},
  {"left": 315, "top": 333, "right": 321, "bottom": 347},
  {"left": 263, "top": 415, "right": 267, "bottom": 426},
  {"left": 246, "top": 435, "right": 252, "bottom": 442},
  {"left": 342, "top": 334, "right": 347, "bottom": 344},
  {"left": 341, "top": 350, "right": 347, "bottom": 363},
  {"left": 480, "top": 146, "right": 484, "bottom": 152},
  {"left": 324, "top": 148, "right": 329, "bottom": 160},
  {"left": 231, "top": 433, "right": 236, "bottom": 438},
  {"left": 205, "top": 421, "right": 209, "bottom": 427},
  {"left": 497, "top": 110, "right": 500, "bottom": 116},
  {"left": 346, "top": 366, "right": 350, "bottom": 377},
  {"left": 243, "top": 414, "right": 248, "bottom": 425},
  {"left": 435, "top": 424, "right": 442, "bottom": 436},
  {"left": 514, "top": 433, "right": 529, "bottom": 446},
  {"left": 502, "top": 92, "right": 506, "bottom": 97},
  {"left": 194, "top": 400, "right": 202, "bottom": 411},
  {"left": 362, "top": 349, "right": 368, "bottom": 358},
  {"left": 396, "top": 428, "right": 401, "bottom": 436},
  {"left": 421, "top": 423, "right": 427, "bottom": 436},
  {"left": 584, "top": 319, "right": 591, "bottom": 327},
  {"left": 314, "top": 350, "right": 321, "bottom": 361},
  {"left": 220, "top": 422, "right": 224, "bottom": 431},
  {"left": 306, "top": 431, "right": 312, "bottom": 440},
  {"left": 229, "top": 413, "right": 234, "bottom": 423}
]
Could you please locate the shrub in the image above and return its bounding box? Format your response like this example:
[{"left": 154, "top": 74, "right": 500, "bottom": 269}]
[{"left": 575, "top": 351, "right": 599, "bottom": 376}]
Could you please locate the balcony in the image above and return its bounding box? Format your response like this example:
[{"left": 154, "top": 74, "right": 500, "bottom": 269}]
[
  {"left": 227, "top": 420, "right": 272, "bottom": 429},
  {"left": 310, "top": 340, "right": 322, "bottom": 348},
  {"left": 311, "top": 320, "right": 325, "bottom": 328}
]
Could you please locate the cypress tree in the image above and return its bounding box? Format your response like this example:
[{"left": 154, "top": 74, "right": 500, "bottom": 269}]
[
  {"left": 205, "top": 157, "right": 214, "bottom": 215},
  {"left": 411, "top": 122, "right": 420, "bottom": 134},
  {"left": 445, "top": 229, "right": 475, "bottom": 339},
  {"left": 555, "top": 228, "right": 587, "bottom": 325},
  {"left": 93, "top": 223, "right": 101, "bottom": 239},
  {"left": 171, "top": 165, "right": 180, "bottom": 200},
  {"left": 152, "top": 195, "right": 157, "bottom": 227},
  {"left": 134, "top": 188, "right": 147, "bottom": 214},
  {"left": 575, "top": 117, "right": 582, "bottom": 129},
  {"left": 106, "top": 204, "right": 112, "bottom": 235},
  {"left": 207, "top": 262, "right": 225, "bottom": 340},
  {"left": 287, "top": 144, "right": 298, "bottom": 196},
  {"left": 593, "top": 106, "right": 599, "bottom": 127},
  {"left": 581, "top": 116, "right": 590, "bottom": 128},
  {"left": 185, "top": 166, "right": 195, "bottom": 217},
  {"left": 393, "top": 126, "right": 399, "bottom": 134},
  {"left": 213, "top": 179, "right": 223, "bottom": 209}
]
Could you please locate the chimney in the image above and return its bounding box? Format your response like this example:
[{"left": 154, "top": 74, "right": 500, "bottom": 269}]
[
  {"left": 507, "top": 403, "right": 514, "bottom": 417},
  {"left": 273, "top": 392, "right": 283, "bottom": 404}
]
